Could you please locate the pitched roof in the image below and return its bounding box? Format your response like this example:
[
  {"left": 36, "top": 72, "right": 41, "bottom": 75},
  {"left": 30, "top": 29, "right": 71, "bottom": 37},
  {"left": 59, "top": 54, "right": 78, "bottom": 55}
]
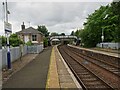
[{"left": 17, "top": 27, "right": 43, "bottom": 35}]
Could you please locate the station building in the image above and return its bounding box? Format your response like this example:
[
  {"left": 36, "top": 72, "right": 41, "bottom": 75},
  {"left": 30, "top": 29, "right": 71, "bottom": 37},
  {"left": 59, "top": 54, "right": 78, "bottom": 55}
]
[{"left": 17, "top": 22, "right": 44, "bottom": 45}]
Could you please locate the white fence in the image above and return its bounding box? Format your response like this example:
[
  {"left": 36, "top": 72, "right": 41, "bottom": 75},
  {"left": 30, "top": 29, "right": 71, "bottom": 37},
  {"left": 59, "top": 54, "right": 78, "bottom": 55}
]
[
  {"left": 0, "top": 45, "right": 43, "bottom": 70},
  {"left": 27, "top": 44, "right": 43, "bottom": 54},
  {"left": 0, "top": 50, "right": 2, "bottom": 70},
  {"left": 96, "top": 43, "right": 120, "bottom": 49}
]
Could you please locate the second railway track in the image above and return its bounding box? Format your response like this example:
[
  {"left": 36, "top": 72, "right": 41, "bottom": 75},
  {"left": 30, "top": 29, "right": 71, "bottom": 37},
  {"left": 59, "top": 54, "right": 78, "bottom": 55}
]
[
  {"left": 67, "top": 46, "right": 120, "bottom": 77},
  {"left": 58, "top": 45, "right": 120, "bottom": 90}
]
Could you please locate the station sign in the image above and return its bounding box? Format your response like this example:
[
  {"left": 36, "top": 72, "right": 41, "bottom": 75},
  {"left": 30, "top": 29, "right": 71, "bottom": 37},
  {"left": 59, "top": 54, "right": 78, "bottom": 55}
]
[{"left": 4, "top": 21, "right": 12, "bottom": 33}]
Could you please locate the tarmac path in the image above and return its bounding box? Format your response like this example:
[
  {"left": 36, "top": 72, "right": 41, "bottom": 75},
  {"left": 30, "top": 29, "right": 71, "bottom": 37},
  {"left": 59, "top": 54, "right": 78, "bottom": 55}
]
[{"left": 2, "top": 47, "right": 52, "bottom": 89}]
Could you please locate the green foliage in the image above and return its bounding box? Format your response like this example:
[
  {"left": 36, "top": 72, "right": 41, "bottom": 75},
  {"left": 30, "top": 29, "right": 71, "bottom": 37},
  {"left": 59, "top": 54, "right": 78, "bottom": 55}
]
[
  {"left": 10, "top": 34, "right": 23, "bottom": 47},
  {"left": 0, "top": 34, "right": 23, "bottom": 47},
  {"left": 37, "top": 25, "right": 50, "bottom": 47},
  {"left": 59, "top": 33, "right": 65, "bottom": 36},
  {"left": 50, "top": 32, "right": 66, "bottom": 36},
  {"left": 111, "top": 2, "right": 120, "bottom": 42},
  {"left": 76, "top": 1, "right": 120, "bottom": 47},
  {"left": 37, "top": 25, "right": 49, "bottom": 37},
  {"left": 70, "top": 31, "right": 74, "bottom": 35},
  {"left": 43, "top": 37, "right": 48, "bottom": 47},
  {"left": 0, "top": 36, "right": 6, "bottom": 46},
  {"left": 50, "top": 32, "right": 59, "bottom": 36},
  {"left": 25, "top": 41, "right": 33, "bottom": 46},
  {"left": 74, "top": 29, "right": 82, "bottom": 38}
]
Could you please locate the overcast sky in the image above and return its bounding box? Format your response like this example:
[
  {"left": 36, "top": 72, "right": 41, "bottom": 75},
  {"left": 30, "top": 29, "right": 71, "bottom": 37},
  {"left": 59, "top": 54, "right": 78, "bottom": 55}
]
[{"left": 0, "top": 0, "right": 112, "bottom": 35}]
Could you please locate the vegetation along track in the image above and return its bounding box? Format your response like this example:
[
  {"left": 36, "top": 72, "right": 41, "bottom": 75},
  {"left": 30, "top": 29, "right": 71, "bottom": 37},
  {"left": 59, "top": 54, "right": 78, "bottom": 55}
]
[{"left": 58, "top": 45, "right": 120, "bottom": 90}]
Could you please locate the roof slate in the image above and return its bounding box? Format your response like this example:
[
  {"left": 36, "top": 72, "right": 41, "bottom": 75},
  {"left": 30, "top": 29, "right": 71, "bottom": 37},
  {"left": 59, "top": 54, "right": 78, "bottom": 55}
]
[{"left": 17, "top": 27, "right": 43, "bottom": 35}]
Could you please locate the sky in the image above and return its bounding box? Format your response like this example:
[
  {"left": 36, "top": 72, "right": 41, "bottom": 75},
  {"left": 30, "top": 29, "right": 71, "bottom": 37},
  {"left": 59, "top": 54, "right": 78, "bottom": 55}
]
[{"left": 0, "top": 0, "right": 113, "bottom": 35}]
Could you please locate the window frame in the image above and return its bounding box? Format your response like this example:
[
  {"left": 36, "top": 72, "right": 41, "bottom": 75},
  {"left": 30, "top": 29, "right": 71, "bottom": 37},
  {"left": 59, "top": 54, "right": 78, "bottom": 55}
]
[{"left": 32, "top": 34, "right": 37, "bottom": 41}]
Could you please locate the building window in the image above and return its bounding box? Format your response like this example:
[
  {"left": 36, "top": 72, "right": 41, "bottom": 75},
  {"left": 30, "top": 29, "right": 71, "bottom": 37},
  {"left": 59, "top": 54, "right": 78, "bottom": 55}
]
[{"left": 32, "top": 35, "right": 37, "bottom": 41}]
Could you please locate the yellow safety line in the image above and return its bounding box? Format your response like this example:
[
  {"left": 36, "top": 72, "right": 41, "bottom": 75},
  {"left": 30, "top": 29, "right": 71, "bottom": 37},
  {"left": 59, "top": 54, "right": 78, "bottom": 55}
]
[{"left": 46, "top": 46, "right": 60, "bottom": 88}]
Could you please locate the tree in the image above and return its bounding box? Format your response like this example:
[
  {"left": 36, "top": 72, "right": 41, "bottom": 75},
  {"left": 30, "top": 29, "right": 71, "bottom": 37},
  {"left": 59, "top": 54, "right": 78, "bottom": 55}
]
[
  {"left": 74, "top": 30, "right": 80, "bottom": 38},
  {"left": 79, "top": 2, "right": 120, "bottom": 47},
  {"left": 81, "top": 5, "right": 109, "bottom": 47},
  {"left": 70, "top": 31, "right": 74, "bottom": 35},
  {"left": 43, "top": 37, "right": 48, "bottom": 47},
  {"left": 71, "top": 29, "right": 83, "bottom": 38},
  {"left": 9, "top": 34, "right": 23, "bottom": 47},
  {"left": 0, "top": 36, "right": 6, "bottom": 46},
  {"left": 110, "top": 2, "right": 120, "bottom": 42},
  {"left": 50, "top": 32, "right": 59, "bottom": 36},
  {"left": 37, "top": 25, "right": 49, "bottom": 37},
  {"left": 60, "top": 33, "right": 65, "bottom": 36},
  {"left": 37, "top": 25, "right": 50, "bottom": 47}
]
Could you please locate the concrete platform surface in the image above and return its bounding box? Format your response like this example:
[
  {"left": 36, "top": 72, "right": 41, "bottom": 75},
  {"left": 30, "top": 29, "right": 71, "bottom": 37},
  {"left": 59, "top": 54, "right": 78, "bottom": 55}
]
[
  {"left": 2, "top": 47, "right": 52, "bottom": 88},
  {"left": 2, "top": 54, "right": 38, "bottom": 83},
  {"left": 46, "top": 46, "right": 82, "bottom": 89}
]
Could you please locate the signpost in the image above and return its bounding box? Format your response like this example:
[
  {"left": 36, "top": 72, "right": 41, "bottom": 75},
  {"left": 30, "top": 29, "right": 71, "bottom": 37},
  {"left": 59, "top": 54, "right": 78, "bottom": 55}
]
[
  {"left": 4, "top": 22, "right": 12, "bottom": 33},
  {"left": 3, "top": 1, "right": 12, "bottom": 70},
  {"left": 4, "top": 21, "right": 12, "bottom": 69}
]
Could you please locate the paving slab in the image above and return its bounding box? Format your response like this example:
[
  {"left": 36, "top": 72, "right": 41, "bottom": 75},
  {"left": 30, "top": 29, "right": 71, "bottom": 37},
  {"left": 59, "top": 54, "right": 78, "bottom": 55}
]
[
  {"left": 59, "top": 75, "right": 74, "bottom": 83},
  {"left": 2, "top": 47, "right": 52, "bottom": 88},
  {"left": 58, "top": 70, "right": 69, "bottom": 75},
  {"left": 61, "top": 83, "right": 77, "bottom": 88}
]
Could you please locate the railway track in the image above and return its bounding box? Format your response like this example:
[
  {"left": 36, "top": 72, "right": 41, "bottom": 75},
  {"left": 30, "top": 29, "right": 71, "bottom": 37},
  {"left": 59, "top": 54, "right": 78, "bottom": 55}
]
[
  {"left": 67, "top": 46, "right": 120, "bottom": 77},
  {"left": 58, "top": 45, "right": 120, "bottom": 89},
  {"left": 70, "top": 46, "right": 119, "bottom": 66}
]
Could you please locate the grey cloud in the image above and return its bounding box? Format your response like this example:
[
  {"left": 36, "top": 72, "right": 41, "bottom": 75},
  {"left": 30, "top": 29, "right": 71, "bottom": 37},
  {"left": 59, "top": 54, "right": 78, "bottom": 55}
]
[{"left": 0, "top": 2, "right": 110, "bottom": 35}]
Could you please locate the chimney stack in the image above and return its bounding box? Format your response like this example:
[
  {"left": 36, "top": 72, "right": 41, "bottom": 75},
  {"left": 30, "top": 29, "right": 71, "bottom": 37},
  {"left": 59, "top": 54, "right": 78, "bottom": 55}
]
[{"left": 21, "top": 22, "right": 25, "bottom": 30}]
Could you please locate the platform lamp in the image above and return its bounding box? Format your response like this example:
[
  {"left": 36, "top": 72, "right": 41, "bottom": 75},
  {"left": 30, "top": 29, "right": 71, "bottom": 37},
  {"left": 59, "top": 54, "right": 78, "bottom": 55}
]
[{"left": 101, "top": 14, "right": 108, "bottom": 48}]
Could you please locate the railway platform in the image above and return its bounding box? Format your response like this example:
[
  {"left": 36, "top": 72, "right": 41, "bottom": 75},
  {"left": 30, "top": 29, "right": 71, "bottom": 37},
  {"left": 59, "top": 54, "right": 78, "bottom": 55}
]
[
  {"left": 2, "top": 47, "right": 52, "bottom": 88},
  {"left": 68, "top": 44, "right": 119, "bottom": 58},
  {"left": 2, "top": 44, "right": 119, "bottom": 89},
  {"left": 2, "top": 46, "right": 82, "bottom": 89},
  {"left": 46, "top": 45, "right": 82, "bottom": 89}
]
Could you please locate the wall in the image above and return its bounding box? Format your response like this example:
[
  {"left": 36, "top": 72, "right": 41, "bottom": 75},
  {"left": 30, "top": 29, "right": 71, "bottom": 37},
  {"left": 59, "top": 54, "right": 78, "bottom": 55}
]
[
  {"left": 37, "top": 34, "right": 43, "bottom": 44},
  {"left": 0, "top": 45, "right": 43, "bottom": 69},
  {"left": 1, "top": 47, "right": 23, "bottom": 68},
  {"left": 96, "top": 43, "right": 120, "bottom": 49}
]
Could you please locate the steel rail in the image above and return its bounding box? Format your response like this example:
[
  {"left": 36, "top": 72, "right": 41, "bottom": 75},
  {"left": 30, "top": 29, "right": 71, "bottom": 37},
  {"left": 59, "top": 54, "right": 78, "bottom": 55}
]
[
  {"left": 67, "top": 46, "right": 120, "bottom": 78},
  {"left": 68, "top": 46, "right": 120, "bottom": 69},
  {"left": 58, "top": 45, "right": 115, "bottom": 90}
]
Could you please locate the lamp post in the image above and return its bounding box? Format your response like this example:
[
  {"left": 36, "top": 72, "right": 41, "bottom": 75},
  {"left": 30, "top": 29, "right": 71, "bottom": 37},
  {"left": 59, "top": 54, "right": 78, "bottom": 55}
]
[
  {"left": 101, "top": 28, "right": 104, "bottom": 48},
  {"left": 101, "top": 28, "right": 104, "bottom": 43},
  {"left": 101, "top": 14, "right": 108, "bottom": 48}
]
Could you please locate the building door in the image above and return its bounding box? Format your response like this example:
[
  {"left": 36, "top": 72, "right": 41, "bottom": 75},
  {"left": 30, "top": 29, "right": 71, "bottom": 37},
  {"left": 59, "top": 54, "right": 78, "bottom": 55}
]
[{"left": 24, "top": 35, "right": 29, "bottom": 43}]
